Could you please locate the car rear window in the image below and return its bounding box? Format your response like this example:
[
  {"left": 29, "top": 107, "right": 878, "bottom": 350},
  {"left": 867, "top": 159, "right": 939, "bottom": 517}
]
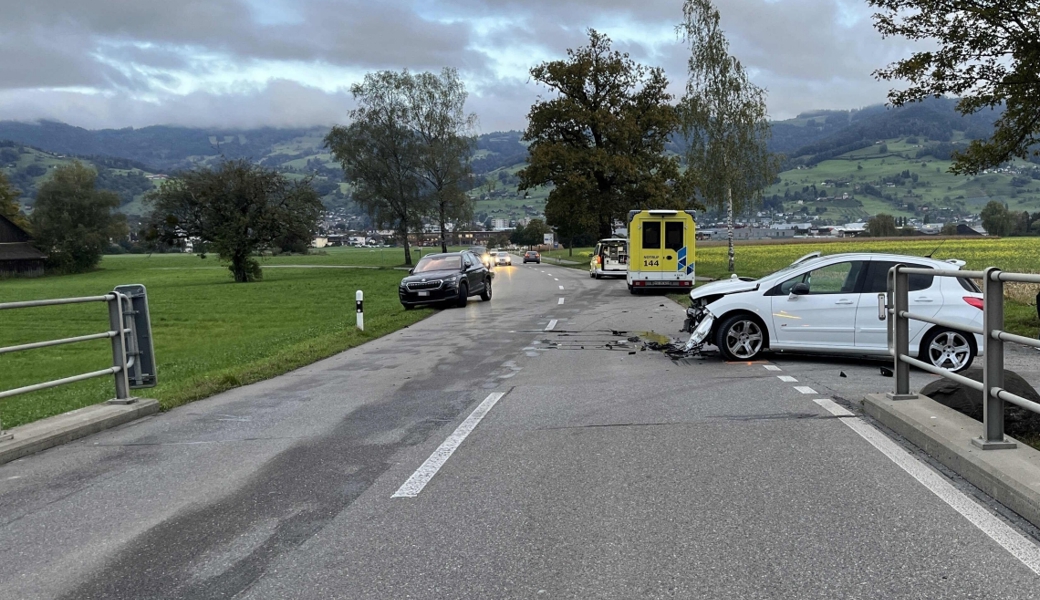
[
  {"left": 864, "top": 261, "right": 934, "bottom": 293},
  {"left": 958, "top": 277, "right": 981, "bottom": 292}
]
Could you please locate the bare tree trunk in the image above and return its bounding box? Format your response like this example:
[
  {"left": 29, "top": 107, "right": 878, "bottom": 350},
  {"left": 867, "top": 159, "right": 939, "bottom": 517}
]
[
  {"left": 439, "top": 201, "right": 448, "bottom": 253},
  {"left": 400, "top": 225, "right": 413, "bottom": 266},
  {"left": 727, "top": 184, "right": 735, "bottom": 273}
]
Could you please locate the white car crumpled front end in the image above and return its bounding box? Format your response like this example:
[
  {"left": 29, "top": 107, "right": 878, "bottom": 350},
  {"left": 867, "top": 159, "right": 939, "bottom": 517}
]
[{"left": 681, "top": 275, "right": 758, "bottom": 350}]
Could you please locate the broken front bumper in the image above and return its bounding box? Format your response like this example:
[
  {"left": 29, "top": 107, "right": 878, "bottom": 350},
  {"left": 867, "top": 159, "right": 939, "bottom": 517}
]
[{"left": 682, "top": 307, "right": 715, "bottom": 352}]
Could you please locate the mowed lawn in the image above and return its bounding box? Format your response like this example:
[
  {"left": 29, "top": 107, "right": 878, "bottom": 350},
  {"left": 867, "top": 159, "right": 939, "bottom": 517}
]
[{"left": 0, "top": 249, "right": 435, "bottom": 428}]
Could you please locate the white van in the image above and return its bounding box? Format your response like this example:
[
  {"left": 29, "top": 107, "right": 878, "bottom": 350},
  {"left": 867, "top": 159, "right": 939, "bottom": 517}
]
[{"left": 589, "top": 238, "right": 629, "bottom": 279}]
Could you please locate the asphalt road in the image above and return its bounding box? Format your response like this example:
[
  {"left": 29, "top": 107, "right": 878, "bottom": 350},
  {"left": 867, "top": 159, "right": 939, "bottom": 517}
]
[{"left": 1, "top": 256, "right": 1040, "bottom": 599}]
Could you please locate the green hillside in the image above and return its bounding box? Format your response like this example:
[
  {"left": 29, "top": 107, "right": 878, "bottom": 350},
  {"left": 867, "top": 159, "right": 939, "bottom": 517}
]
[
  {"left": 764, "top": 136, "right": 1040, "bottom": 224},
  {"left": 2, "top": 98, "right": 1033, "bottom": 227}
]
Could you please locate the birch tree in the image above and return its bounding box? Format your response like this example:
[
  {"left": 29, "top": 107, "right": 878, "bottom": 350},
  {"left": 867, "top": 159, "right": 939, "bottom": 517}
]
[{"left": 679, "top": 0, "right": 780, "bottom": 272}]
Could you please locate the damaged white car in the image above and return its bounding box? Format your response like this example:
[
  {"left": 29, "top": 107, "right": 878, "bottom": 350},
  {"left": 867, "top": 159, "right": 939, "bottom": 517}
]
[{"left": 681, "top": 252, "right": 985, "bottom": 372}]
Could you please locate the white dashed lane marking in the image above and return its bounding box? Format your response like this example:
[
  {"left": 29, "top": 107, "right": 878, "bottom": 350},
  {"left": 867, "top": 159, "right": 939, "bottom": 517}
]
[
  {"left": 764, "top": 365, "right": 782, "bottom": 372},
  {"left": 545, "top": 319, "right": 558, "bottom": 331},
  {"left": 794, "top": 386, "right": 817, "bottom": 394},
  {"left": 558, "top": 298, "right": 565, "bottom": 305},
  {"left": 778, "top": 375, "right": 798, "bottom": 383},
  {"left": 392, "top": 392, "right": 508, "bottom": 498}
]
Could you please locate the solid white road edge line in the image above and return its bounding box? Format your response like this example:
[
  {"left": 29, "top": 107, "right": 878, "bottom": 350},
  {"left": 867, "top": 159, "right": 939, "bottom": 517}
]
[
  {"left": 392, "top": 392, "right": 508, "bottom": 498},
  {"left": 545, "top": 319, "right": 558, "bottom": 331},
  {"left": 778, "top": 375, "right": 798, "bottom": 383},
  {"left": 813, "top": 398, "right": 1040, "bottom": 575},
  {"left": 558, "top": 298, "right": 565, "bottom": 305},
  {"left": 794, "top": 386, "right": 817, "bottom": 394}
]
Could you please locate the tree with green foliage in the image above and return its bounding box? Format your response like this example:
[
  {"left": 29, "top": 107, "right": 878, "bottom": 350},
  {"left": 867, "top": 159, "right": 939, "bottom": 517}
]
[
  {"left": 679, "top": 0, "right": 781, "bottom": 272},
  {"left": 0, "top": 171, "right": 29, "bottom": 230},
  {"left": 407, "top": 68, "right": 477, "bottom": 253},
  {"left": 30, "top": 162, "right": 127, "bottom": 274},
  {"left": 327, "top": 69, "right": 477, "bottom": 263},
  {"left": 870, "top": 0, "right": 1040, "bottom": 174},
  {"left": 510, "top": 218, "right": 551, "bottom": 248},
  {"left": 941, "top": 222, "right": 959, "bottom": 236},
  {"left": 980, "top": 201, "right": 1012, "bottom": 237},
  {"left": 867, "top": 213, "right": 898, "bottom": 237},
  {"left": 147, "top": 160, "right": 323, "bottom": 282},
  {"left": 519, "top": 30, "right": 684, "bottom": 253}
]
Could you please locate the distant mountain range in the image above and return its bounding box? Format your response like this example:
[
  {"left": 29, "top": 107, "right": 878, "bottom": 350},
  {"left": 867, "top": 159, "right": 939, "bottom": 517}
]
[{"left": 1, "top": 96, "right": 1027, "bottom": 225}]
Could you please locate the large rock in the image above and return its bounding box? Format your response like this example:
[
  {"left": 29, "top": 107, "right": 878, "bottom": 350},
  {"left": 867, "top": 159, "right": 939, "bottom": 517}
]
[{"left": 921, "top": 367, "right": 1040, "bottom": 437}]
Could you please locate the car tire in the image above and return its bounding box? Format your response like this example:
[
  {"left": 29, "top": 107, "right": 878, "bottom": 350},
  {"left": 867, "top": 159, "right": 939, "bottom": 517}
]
[
  {"left": 920, "top": 327, "right": 976, "bottom": 373},
  {"left": 589, "top": 272, "right": 595, "bottom": 278},
  {"left": 402, "top": 303, "right": 414, "bottom": 310},
  {"left": 456, "top": 283, "right": 468, "bottom": 308},
  {"left": 715, "top": 314, "right": 767, "bottom": 361},
  {"left": 594, "top": 272, "right": 601, "bottom": 279},
  {"left": 480, "top": 278, "right": 492, "bottom": 301}
]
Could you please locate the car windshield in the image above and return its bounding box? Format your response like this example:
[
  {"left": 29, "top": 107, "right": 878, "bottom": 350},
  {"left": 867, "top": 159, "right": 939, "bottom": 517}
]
[
  {"left": 413, "top": 256, "right": 461, "bottom": 273},
  {"left": 497, "top": 252, "right": 508, "bottom": 257}
]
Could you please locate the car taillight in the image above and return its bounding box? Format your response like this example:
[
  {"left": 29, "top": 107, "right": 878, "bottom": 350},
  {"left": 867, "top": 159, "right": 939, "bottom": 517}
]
[
  {"left": 963, "top": 296, "right": 984, "bottom": 310},
  {"left": 594, "top": 256, "right": 601, "bottom": 265}
]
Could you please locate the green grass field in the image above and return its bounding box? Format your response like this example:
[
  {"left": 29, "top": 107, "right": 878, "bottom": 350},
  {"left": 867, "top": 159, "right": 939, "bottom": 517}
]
[{"left": 0, "top": 249, "right": 436, "bottom": 429}]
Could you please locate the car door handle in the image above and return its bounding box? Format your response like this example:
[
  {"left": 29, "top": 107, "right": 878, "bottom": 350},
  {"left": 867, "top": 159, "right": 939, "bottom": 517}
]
[
  {"left": 913, "top": 297, "right": 934, "bottom": 303},
  {"left": 835, "top": 299, "right": 855, "bottom": 305}
]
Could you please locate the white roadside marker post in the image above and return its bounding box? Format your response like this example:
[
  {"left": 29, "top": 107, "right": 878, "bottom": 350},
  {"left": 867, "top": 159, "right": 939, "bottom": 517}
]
[{"left": 356, "top": 290, "right": 364, "bottom": 331}]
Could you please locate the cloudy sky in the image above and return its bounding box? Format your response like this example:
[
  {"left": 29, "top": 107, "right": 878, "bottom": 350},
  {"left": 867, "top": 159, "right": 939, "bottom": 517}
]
[{"left": 0, "top": 0, "right": 922, "bottom": 132}]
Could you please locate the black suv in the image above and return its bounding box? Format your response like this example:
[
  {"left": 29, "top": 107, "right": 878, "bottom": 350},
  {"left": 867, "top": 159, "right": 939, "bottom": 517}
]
[{"left": 399, "top": 251, "right": 493, "bottom": 309}]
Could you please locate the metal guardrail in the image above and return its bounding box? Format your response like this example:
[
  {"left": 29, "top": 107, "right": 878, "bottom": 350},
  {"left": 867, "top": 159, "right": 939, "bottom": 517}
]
[
  {"left": 884, "top": 266, "right": 1040, "bottom": 450},
  {"left": 0, "top": 285, "right": 157, "bottom": 440}
]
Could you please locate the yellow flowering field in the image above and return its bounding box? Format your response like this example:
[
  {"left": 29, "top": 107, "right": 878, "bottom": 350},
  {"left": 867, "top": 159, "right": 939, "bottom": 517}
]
[{"left": 695, "top": 238, "right": 1040, "bottom": 280}]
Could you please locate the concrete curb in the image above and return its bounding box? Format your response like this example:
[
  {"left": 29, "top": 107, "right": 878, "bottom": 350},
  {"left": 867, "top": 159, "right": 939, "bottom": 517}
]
[
  {"left": 0, "top": 399, "right": 160, "bottom": 465},
  {"left": 863, "top": 393, "right": 1040, "bottom": 529}
]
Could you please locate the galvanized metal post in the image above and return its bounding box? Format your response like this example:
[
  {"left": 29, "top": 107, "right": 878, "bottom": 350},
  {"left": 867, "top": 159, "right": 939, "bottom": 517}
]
[
  {"left": 974, "top": 267, "right": 1015, "bottom": 449},
  {"left": 356, "top": 290, "right": 364, "bottom": 332},
  {"left": 888, "top": 265, "right": 917, "bottom": 400},
  {"left": 107, "top": 294, "right": 133, "bottom": 404}
]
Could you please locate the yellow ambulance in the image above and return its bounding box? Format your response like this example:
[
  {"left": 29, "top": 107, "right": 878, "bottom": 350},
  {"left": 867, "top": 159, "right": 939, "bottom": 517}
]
[{"left": 626, "top": 209, "right": 697, "bottom": 293}]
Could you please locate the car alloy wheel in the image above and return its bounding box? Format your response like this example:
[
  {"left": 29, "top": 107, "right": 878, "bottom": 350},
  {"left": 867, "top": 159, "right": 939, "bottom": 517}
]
[
  {"left": 717, "top": 316, "right": 765, "bottom": 360},
  {"left": 480, "top": 278, "right": 492, "bottom": 301},
  {"left": 923, "top": 328, "right": 974, "bottom": 372},
  {"left": 456, "top": 282, "right": 468, "bottom": 307}
]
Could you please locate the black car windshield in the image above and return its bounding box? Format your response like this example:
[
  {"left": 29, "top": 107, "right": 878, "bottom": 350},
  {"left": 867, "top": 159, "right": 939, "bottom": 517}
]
[{"left": 414, "top": 256, "right": 462, "bottom": 273}]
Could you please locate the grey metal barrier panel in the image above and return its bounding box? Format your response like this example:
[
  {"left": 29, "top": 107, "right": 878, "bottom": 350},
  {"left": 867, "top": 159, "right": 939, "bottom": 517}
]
[{"left": 115, "top": 284, "right": 157, "bottom": 389}]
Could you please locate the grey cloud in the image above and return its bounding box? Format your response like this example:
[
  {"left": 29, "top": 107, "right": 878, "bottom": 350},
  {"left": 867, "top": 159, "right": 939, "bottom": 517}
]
[
  {"left": 0, "top": 0, "right": 904, "bottom": 129},
  {"left": 0, "top": 80, "right": 355, "bottom": 130}
]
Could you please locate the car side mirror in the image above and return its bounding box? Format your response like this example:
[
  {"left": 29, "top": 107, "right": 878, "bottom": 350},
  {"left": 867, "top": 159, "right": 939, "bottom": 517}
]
[
  {"left": 790, "top": 282, "right": 810, "bottom": 296},
  {"left": 408, "top": 268, "right": 414, "bottom": 275}
]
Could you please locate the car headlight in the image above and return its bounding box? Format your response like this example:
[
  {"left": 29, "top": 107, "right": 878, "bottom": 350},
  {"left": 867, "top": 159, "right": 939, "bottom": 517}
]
[{"left": 683, "top": 313, "right": 715, "bottom": 351}]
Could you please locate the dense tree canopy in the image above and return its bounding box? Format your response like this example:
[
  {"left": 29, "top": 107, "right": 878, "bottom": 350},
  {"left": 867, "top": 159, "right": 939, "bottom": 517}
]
[
  {"left": 327, "top": 69, "right": 476, "bottom": 264},
  {"left": 870, "top": 0, "right": 1040, "bottom": 174},
  {"left": 866, "top": 213, "right": 898, "bottom": 237},
  {"left": 408, "top": 69, "right": 477, "bottom": 253},
  {"left": 0, "top": 171, "right": 28, "bottom": 229},
  {"left": 980, "top": 201, "right": 1013, "bottom": 237},
  {"left": 519, "top": 30, "right": 685, "bottom": 248},
  {"left": 30, "top": 162, "right": 127, "bottom": 274},
  {"left": 147, "top": 160, "right": 323, "bottom": 282},
  {"left": 680, "top": 0, "right": 781, "bottom": 272},
  {"left": 510, "top": 218, "right": 552, "bottom": 248}
]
